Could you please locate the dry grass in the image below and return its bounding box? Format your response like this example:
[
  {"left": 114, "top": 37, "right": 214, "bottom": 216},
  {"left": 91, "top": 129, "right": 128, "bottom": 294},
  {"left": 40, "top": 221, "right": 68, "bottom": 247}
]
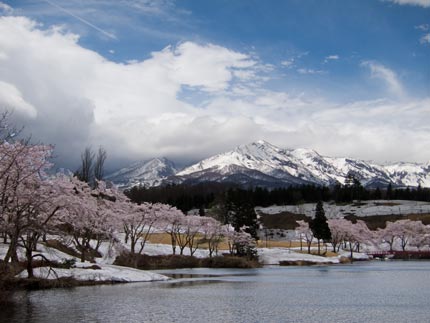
[
  {"left": 146, "top": 233, "right": 338, "bottom": 256},
  {"left": 346, "top": 212, "right": 430, "bottom": 230},
  {"left": 374, "top": 202, "right": 401, "bottom": 207},
  {"left": 147, "top": 233, "right": 231, "bottom": 250},
  {"left": 297, "top": 250, "right": 338, "bottom": 257},
  {"left": 146, "top": 233, "right": 174, "bottom": 245},
  {"left": 257, "top": 240, "right": 303, "bottom": 248}
]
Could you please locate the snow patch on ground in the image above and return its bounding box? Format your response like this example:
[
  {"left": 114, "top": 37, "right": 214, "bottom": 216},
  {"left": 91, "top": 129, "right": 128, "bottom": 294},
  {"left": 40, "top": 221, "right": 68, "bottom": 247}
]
[
  {"left": 258, "top": 248, "right": 340, "bottom": 265},
  {"left": 17, "top": 264, "right": 169, "bottom": 282},
  {"left": 1, "top": 239, "right": 170, "bottom": 283},
  {"left": 256, "top": 200, "right": 430, "bottom": 218}
]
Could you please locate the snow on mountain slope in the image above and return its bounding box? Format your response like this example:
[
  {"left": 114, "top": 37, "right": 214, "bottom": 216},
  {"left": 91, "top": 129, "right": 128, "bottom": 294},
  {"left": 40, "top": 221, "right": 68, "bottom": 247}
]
[
  {"left": 176, "top": 140, "right": 429, "bottom": 188},
  {"left": 105, "top": 157, "right": 177, "bottom": 188},
  {"left": 107, "top": 141, "right": 430, "bottom": 188},
  {"left": 384, "top": 162, "right": 430, "bottom": 187},
  {"left": 177, "top": 141, "right": 386, "bottom": 187}
]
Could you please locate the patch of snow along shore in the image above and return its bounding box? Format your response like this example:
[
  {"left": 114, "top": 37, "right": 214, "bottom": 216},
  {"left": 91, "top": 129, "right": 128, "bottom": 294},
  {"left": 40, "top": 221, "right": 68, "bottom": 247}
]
[
  {"left": 17, "top": 264, "right": 169, "bottom": 282},
  {"left": 258, "top": 248, "right": 340, "bottom": 265}
]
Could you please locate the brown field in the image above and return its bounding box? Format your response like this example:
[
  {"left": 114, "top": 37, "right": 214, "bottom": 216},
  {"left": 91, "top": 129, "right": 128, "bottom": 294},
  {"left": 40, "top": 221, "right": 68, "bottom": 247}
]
[
  {"left": 345, "top": 213, "right": 430, "bottom": 230},
  {"left": 373, "top": 202, "right": 401, "bottom": 207},
  {"left": 147, "top": 233, "right": 337, "bottom": 257},
  {"left": 259, "top": 212, "right": 310, "bottom": 230},
  {"left": 257, "top": 240, "right": 303, "bottom": 248},
  {"left": 147, "top": 233, "right": 231, "bottom": 250}
]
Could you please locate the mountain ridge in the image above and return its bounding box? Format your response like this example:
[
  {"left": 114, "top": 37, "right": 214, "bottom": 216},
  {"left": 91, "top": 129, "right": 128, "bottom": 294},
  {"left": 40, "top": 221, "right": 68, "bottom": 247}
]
[{"left": 106, "top": 141, "right": 430, "bottom": 189}]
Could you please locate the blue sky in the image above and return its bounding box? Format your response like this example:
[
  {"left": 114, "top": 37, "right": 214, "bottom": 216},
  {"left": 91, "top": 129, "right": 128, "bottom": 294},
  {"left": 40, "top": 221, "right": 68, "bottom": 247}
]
[{"left": 0, "top": 0, "right": 429, "bottom": 169}]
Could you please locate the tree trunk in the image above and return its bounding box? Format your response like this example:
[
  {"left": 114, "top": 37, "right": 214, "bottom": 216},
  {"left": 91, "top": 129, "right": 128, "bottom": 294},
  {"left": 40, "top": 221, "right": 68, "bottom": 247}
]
[
  {"left": 4, "top": 235, "right": 19, "bottom": 263},
  {"left": 81, "top": 248, "right": 86, "bottom": 262},
  {"left": 26, "top": 249, "right": 34, "bottom": 278},
  {"left": 349, "top": 242, "right": 354, "bottom": 263},
  {"left": 170, "top": 234, "right": 176, "bottom": 255},
  {"left": 130, "top": 237, "right": 136, "bottom": 254}
]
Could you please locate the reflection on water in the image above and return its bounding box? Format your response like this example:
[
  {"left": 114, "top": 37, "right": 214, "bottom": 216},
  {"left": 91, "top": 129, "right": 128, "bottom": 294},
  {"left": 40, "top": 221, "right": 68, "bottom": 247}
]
[
  {"left": 3, "top": 261, "right": 430, "bottom": 323},
  {"left": 161, "top": 279, "right": 223, "bottom": 288}
]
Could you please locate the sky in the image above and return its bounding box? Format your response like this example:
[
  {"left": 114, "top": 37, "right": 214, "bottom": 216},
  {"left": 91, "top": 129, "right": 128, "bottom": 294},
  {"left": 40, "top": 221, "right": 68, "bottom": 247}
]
[{"left": 0, "top": 0, "right": 429, "bottom": 171}]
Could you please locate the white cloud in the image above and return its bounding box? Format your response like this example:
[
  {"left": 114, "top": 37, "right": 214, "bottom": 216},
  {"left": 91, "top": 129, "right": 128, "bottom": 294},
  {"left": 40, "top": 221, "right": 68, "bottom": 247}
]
[
  {"left": 297, "top": 68, "right": 325, "bottom": 75},
  {"left": 324, "top": 54, "right": 339, "bottom": 63},
  {"left": 415, "top": 24, "right": 430, "bottom": 31},
  {"left": 0, "top": 2, "right": 13, "bottom": 14},
  {"left": 0, "top": 15, "right": 429, "bottom": 170},
  {"left": 420, "top": 33, "right": 430, "bottom": 43},
  {"left": 361, "top": 61, "right": 404, "bottom": 97},
  {"left": 281, "top": 59, "right": 294, "bottom": 68},
  {"left": 0, "top": 81, "right": 37, "bottom": 118},
  {"left": 384, "top": 0, "right": 430, "bottom": 7},
  {"left": 0, "top": 16, "right": 259, "bottom": 167}
]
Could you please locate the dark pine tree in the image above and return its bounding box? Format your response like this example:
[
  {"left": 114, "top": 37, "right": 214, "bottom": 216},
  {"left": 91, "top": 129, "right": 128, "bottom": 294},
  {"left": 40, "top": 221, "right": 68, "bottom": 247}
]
[{"left": 309, "top": 201, "right": 332, "bottom": 255}]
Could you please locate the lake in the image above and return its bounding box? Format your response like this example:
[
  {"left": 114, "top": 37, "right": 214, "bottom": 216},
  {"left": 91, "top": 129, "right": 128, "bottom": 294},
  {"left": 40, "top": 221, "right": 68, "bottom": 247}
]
[{"left": 3, "top": 261, "right": 430, "bottom": 323}]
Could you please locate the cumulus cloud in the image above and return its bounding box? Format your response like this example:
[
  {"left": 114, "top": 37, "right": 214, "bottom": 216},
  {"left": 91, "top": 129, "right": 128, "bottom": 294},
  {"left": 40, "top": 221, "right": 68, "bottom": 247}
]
[
  {"left": 0, "top": 15, "right": 429, "bottom": 171},
  {"left": 384, "top": 0, "right": 430, "bottom": 7},
  {"left": 361, "top": 61, "right": 404, "bottom": 97},
  {"left": 0, "top": 81, "right": 37, "bottom": 118},
  {"left": 0, "top": 16, "right": 259, "bottom": 167}
]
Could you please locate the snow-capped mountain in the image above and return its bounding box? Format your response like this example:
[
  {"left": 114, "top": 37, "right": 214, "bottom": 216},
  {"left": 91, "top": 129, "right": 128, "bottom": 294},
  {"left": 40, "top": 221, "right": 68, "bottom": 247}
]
[
  {"left": 174, "top": 140, "right": 430, "bottom": 188},
  {"left": 105, "top": 157, "right": 177, "bottom": 188},
  {"left": 107, "top": 141, "right": 430, "bottom": 189},
  {"left": 384, "top": 162, "right": 430, "bottom": 188}
]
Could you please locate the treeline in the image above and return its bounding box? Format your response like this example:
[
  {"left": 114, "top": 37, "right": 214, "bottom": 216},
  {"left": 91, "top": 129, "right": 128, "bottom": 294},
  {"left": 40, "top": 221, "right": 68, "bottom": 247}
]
[{"left": 125, "top": 182, "right": 430, "bottom": 213}]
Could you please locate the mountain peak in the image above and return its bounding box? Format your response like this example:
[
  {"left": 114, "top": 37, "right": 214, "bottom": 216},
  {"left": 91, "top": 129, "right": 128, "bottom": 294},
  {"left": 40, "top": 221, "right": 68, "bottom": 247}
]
[
  {"left": 106, "top": 141, "right": 430, "bottom": 189},
  {"left": 235, "top": 140, "right": 281, "bottom": 155},
  {"left": 106, "top": 157, "right": 177, "bottom": 188}
]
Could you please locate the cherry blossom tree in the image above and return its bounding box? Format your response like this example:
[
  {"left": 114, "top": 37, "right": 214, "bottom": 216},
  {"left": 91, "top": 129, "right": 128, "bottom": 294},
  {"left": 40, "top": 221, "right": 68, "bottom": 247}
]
[
  {"left": 158, "top": 205, "right": 186, "bottom": 255},
  {"left": 183, "top": 215, "right": 205, "bottom": 256},
  {"left": 0, "top": 142, "right": 53, "bottom": 263},
  {"left": 342, "top": 220, "right": 373, "bottom": 261},
  {"left": 122, "top": 202, "right": 161, "bottom": 254},
  {"left": 394, "top": 219, "right": 425, "bottom": 251},
  {"left": 18, "top": 175, "right": 75, "bottom": 277},
  {"left": 328, "top": 218, "right": 350, "bottom": 253},
  {"left": 200, "top": 217, "right": 225, "bottom": 257},
  {"left": 296, "top": 220, "right": 314, "bottom": 254},
  {"left": 225, "top": 225, "right": 256, "bottom": 258},
  {"left": 377, "top": 219, "right": 428, "bottom": 252},
  {"left": 60, "top": 178, "right": 122, "bottom": 262},
  {"left": 409, "top": 223, "right": 430, "bottom": 251},
  {"left": 377, "top": 221, "right": 398, "bottom": 252}
]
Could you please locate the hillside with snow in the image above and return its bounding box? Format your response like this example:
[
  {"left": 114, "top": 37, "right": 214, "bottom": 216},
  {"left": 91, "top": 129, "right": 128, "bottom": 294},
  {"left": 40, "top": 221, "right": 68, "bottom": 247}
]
[
  {"left": 105, "top": 157, "right": 177, "bottom": 188},
  {"left": 107, "top": 141, "right": 430, "bottom": 189}
]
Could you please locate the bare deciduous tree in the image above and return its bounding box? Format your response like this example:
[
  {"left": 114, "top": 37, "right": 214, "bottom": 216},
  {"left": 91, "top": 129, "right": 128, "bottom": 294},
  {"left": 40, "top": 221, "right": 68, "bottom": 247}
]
[{"left": 94, "top": 146, "right": 107, "bottom": 181}]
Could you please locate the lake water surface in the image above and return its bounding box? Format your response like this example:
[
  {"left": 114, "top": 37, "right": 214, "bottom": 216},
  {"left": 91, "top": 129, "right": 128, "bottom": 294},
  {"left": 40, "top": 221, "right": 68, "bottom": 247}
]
[{"left": 3, "top": 261, "right": 430, "bottom": 323}]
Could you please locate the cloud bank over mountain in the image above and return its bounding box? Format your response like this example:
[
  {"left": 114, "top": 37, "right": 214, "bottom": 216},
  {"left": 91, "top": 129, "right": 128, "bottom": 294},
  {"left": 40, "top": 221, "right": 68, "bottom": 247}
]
[{"left": 0, "top": 7, "right": 429, "bottom": 170}]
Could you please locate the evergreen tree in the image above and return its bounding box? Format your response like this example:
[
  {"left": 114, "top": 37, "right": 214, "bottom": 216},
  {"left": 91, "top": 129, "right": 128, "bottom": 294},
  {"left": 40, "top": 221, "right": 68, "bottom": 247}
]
[
  {"left": 224, "top": 189, "right": 259, "bottom": 240},
  {"left": 309, "top": 201, "right": 331, "bottom": 255},
  {"left": 386, "top": 183, "right": 393, "bottom": 200}
]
